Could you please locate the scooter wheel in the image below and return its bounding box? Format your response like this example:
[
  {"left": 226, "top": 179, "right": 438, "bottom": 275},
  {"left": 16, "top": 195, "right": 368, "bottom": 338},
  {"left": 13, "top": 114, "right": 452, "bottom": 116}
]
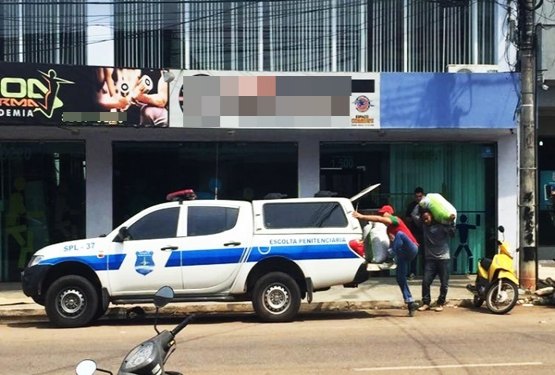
[
  {"left": 473, "top": 295, "right": 484, "bottom": 308},
  {"left": 485, "top": 279, "right": 518, "bottom": 314}
]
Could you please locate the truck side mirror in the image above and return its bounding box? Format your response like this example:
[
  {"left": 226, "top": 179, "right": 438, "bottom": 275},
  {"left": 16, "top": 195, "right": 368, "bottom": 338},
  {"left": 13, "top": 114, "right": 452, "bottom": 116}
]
[{"left": 113, "top": 226, "right": 130, "bottom": 242}]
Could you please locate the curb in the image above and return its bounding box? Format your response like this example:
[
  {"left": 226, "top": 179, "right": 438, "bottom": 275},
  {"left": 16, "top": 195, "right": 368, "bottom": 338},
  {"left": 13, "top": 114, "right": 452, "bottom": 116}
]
[
  {"left": 1, "top": 295, "right": 547, "bottom": 323},
  {"left": 0, "top": 299, "right": 475, "bottom": 322}
]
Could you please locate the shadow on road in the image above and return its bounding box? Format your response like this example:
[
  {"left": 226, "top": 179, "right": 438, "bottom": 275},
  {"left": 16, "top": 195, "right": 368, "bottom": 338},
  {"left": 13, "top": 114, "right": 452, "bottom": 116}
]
[{"left": 5, "top": 309, "right": 381, "bottom": 329}]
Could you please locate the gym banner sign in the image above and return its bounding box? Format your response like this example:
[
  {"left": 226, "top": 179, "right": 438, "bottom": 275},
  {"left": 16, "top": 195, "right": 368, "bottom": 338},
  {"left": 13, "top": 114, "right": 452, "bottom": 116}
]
[{"left": 0, "top": 62, "right": 168, "bottom": 127}]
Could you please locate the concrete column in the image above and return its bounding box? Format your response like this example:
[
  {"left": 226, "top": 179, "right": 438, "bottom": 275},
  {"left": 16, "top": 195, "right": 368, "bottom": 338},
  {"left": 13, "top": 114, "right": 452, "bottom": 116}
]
[
  {"left": 298, "top": 138, "right": 320, "bottom": 198},
  {"left": 85, "top": 135, "right": 113, "bottom": 237},
  {"left": 518, "top": 0, "right": 538, "bottom": 290}
]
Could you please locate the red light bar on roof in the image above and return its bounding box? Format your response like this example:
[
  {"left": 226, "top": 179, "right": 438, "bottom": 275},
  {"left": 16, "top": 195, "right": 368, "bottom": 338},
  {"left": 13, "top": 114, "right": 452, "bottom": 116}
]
[{"left": 166, "top": 189, "right": 197, "bottom": 202}]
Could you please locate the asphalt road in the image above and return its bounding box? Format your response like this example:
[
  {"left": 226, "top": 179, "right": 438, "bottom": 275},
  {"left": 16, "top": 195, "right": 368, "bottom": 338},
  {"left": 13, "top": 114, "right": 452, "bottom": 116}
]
[{"left": 2, "top": 305, "right": 555, "bottom": 375}]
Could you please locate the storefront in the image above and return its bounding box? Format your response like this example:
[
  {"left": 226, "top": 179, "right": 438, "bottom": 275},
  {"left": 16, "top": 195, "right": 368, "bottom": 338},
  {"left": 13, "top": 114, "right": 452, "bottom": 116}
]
[
  {"left": 0, "top": 141, "right": 85, "bottom": 281},
  {"left": 0, "top": 63, "right": 520, "bottom": 281}
]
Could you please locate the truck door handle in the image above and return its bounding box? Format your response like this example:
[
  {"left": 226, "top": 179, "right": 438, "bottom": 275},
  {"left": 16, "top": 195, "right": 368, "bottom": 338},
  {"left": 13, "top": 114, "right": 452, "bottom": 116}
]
[
  {"left": 224, "top": 241, "right": 241, "bottom": 246},
  {"left": 161, "top": 246, "right": 178, "bottom": 251}
]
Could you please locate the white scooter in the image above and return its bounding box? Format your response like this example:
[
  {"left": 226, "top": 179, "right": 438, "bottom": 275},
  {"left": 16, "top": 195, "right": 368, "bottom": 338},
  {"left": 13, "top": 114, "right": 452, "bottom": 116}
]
[{"left": 75, "top": 286, "right": 193, "bottom": 375}]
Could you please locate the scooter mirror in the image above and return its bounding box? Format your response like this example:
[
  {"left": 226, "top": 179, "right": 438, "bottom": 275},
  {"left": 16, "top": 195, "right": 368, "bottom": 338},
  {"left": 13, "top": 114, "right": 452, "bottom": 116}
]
[
  {"left": 498, "top": 225, "right": 505, "bottom": 233},
  {"left": 154, "top": 286, "right": 175, "bottom": 308},
  {"left": 75, "top": 359, "right": 97, "bottom": 375}
]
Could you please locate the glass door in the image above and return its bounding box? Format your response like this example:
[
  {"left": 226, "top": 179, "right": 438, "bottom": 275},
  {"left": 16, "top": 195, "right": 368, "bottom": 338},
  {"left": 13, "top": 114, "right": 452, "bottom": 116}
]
[{"left": 0, "top": 142, "right": 85, "bottom": 281}]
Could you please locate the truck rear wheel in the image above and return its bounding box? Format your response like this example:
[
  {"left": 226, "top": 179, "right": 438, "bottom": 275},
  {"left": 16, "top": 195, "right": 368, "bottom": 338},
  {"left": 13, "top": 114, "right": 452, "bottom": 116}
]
[
  {"left": 252, "top": 272, "right": 301, "bottom": 322},
  {"left": 45, "top": 275, "right": 99, "bottom": 328}
]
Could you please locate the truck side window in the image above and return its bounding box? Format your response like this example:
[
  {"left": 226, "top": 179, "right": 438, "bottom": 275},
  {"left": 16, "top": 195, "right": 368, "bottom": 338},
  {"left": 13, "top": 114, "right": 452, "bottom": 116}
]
[
  {"left": 263, "top": 202, "right": 347, "bottom": 229},
  {"left": 127, "top": 207, "right": 179, "bottom": 240},
  {"left": 188, "top": 206, "right": 239, "bottom": 236}
]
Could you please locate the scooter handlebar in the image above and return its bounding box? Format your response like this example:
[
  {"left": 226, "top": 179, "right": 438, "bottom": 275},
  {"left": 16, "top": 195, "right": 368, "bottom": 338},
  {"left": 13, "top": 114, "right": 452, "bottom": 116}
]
[{"left": 170, "top": 315, "right": 195, "bottom": 337}]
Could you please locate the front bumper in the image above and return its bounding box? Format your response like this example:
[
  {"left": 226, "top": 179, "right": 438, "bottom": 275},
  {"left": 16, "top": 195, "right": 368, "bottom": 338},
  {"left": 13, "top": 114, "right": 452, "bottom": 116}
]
[{"left": 21, "top": 265, "right": 51, "bottom": 305}]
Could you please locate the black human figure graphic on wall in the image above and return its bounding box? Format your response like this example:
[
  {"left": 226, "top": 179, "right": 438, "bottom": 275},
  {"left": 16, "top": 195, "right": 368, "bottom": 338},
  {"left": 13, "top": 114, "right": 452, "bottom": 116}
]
[{"left": 452, "top": 214, "right": 479, "bottom": 273}]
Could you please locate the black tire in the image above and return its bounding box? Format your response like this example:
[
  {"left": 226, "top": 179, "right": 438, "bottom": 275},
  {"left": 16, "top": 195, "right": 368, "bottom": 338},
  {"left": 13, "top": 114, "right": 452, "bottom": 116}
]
[
  {"left": 485, "top": 279, "right": 518, "bottom": 314},
  {"left": 252, "top": 272, "right": 301, "bottom": 322},
  {"left": 45, "top": 275, "right": 99, "bottom": 328},
  {"left": 473, "top": 295, "right": 484, "bottom": 308}
]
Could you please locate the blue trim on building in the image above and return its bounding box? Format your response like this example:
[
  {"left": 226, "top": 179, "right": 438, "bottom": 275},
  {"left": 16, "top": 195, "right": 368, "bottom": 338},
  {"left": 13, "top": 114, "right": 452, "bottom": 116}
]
[{"left": 380, "top": 72, "right": 520, "bottom": 129}]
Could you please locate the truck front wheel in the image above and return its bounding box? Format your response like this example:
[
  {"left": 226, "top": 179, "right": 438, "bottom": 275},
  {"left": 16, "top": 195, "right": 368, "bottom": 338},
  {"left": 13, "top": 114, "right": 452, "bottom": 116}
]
[
  {"left": 252, "top": 272, "right": 301, "bottom": 322},
  {"left": 45, "top": 275, "right": 99, "bottom": 328}
]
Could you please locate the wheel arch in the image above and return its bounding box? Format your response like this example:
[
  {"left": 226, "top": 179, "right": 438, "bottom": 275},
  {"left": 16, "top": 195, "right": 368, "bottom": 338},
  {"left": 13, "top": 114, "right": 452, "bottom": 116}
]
[
  {"left": 246, "top": 257, "right": 307, "bottom": 297},
  {"left": 42, "top": 262, "right": 103, "bottom": 300}
]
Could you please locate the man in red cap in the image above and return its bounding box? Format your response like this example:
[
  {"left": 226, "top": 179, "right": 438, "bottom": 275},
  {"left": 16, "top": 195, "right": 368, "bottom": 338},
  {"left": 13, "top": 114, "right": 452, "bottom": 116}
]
[{"left": 353, "top": 204, "right": 420, "bottom": 316}]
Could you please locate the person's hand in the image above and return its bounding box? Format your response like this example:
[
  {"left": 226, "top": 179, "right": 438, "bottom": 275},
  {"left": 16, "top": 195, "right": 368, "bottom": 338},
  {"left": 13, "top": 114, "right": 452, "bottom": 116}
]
[
  {"left": 352, "top": 211, "right": 363, "bottom": 219},
  {"left": 114, "top": 95, "right": 130, "bottom": 110},
  {"left": 132, "top": 88, "right": 147, "bottom": 103}
]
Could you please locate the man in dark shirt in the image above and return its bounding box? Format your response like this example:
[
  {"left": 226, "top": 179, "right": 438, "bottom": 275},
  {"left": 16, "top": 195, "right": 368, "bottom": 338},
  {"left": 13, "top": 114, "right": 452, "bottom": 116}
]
[{"left": 417, "top": 209, "right": 455, "bottom": 312}]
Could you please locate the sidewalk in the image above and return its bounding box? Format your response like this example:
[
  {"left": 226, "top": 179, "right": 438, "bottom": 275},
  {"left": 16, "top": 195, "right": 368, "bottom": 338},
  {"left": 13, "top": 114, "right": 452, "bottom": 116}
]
[{"left": 2, "top": 263, "right": 555, "bottom": 322}]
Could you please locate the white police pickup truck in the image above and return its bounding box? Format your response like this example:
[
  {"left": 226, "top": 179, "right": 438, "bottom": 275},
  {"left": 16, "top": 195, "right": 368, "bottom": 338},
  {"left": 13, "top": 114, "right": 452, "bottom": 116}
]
[{"left": 22, "top": 187, "right": 378, "bottom": 327}]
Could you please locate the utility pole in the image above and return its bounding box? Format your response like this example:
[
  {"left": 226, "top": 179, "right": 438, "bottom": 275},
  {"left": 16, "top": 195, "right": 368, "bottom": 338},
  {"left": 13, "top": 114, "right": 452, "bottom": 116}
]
[{"left": 519, "top": 0, "right": 538, "bottom": 291}]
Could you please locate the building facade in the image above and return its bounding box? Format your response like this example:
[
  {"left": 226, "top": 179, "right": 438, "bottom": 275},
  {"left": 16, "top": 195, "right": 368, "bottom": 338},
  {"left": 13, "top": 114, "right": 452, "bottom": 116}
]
[
  {"left": 0, "top": 0, "right": 527, "bottom": 282},
  {"left": 111, "top": 0, "right": 503, "bottom": 72}
]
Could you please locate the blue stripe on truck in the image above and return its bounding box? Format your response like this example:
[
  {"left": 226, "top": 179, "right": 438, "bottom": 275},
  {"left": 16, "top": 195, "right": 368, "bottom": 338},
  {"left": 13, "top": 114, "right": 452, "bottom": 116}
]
[
  {"left": 165, "top": 243, "right": 357, "bottom": 267},
  {"left": 247, "top": 243, "right": 356, "bottom": 262},
  {"left": 165, "top": 248, "right": 245, "bottom": 267},
  {"left": 39, "top": 254, "right": 126, "bottom": 270},
  {"left": 39, "top": 244, "right": 357, "bottom": 270}
]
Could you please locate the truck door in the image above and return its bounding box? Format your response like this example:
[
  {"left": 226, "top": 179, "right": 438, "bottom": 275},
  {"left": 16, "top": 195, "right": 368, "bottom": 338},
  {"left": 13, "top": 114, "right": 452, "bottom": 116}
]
[
  {"left": 179, "top": 201, "right": 252, "bottom": 293},
  {"left": 107, "top": 206, "right": 184, "bottom": 295}
]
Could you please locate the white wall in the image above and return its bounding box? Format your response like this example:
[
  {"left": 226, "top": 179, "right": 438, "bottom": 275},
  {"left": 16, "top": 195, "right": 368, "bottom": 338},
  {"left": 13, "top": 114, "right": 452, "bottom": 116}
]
[{"left": 497, "top": 134, "right": 519, "bottom": 258}]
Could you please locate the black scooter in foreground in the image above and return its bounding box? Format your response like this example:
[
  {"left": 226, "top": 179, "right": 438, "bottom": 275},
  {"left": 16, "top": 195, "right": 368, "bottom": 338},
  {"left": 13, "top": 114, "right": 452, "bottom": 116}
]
[{"left": 75, "top": 286, "right": 193, "bottom": 375}]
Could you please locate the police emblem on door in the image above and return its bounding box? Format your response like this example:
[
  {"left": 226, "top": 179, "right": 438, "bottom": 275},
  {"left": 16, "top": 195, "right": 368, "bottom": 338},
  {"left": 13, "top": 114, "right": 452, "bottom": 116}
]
[{"left": 135, "top": 251, "right": 155, "bottom": 275}]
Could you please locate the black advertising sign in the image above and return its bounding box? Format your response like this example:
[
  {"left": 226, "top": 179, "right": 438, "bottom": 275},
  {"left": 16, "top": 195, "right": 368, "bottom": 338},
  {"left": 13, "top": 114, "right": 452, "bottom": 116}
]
[{"left": 0, "top": 62, "right": 169, "bottom": 127}]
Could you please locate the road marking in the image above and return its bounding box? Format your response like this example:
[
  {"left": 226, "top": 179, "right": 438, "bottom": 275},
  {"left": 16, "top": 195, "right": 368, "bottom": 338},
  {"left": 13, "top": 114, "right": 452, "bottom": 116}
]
[{"left": 353, "top": 362, "right": 543, "bottom": 372}]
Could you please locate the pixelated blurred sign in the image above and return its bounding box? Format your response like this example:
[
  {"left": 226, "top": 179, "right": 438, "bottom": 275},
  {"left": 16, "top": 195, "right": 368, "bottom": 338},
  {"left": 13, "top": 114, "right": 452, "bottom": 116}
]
[{"left": 168, "top": 70, "right": 380, "bottom": 129}]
